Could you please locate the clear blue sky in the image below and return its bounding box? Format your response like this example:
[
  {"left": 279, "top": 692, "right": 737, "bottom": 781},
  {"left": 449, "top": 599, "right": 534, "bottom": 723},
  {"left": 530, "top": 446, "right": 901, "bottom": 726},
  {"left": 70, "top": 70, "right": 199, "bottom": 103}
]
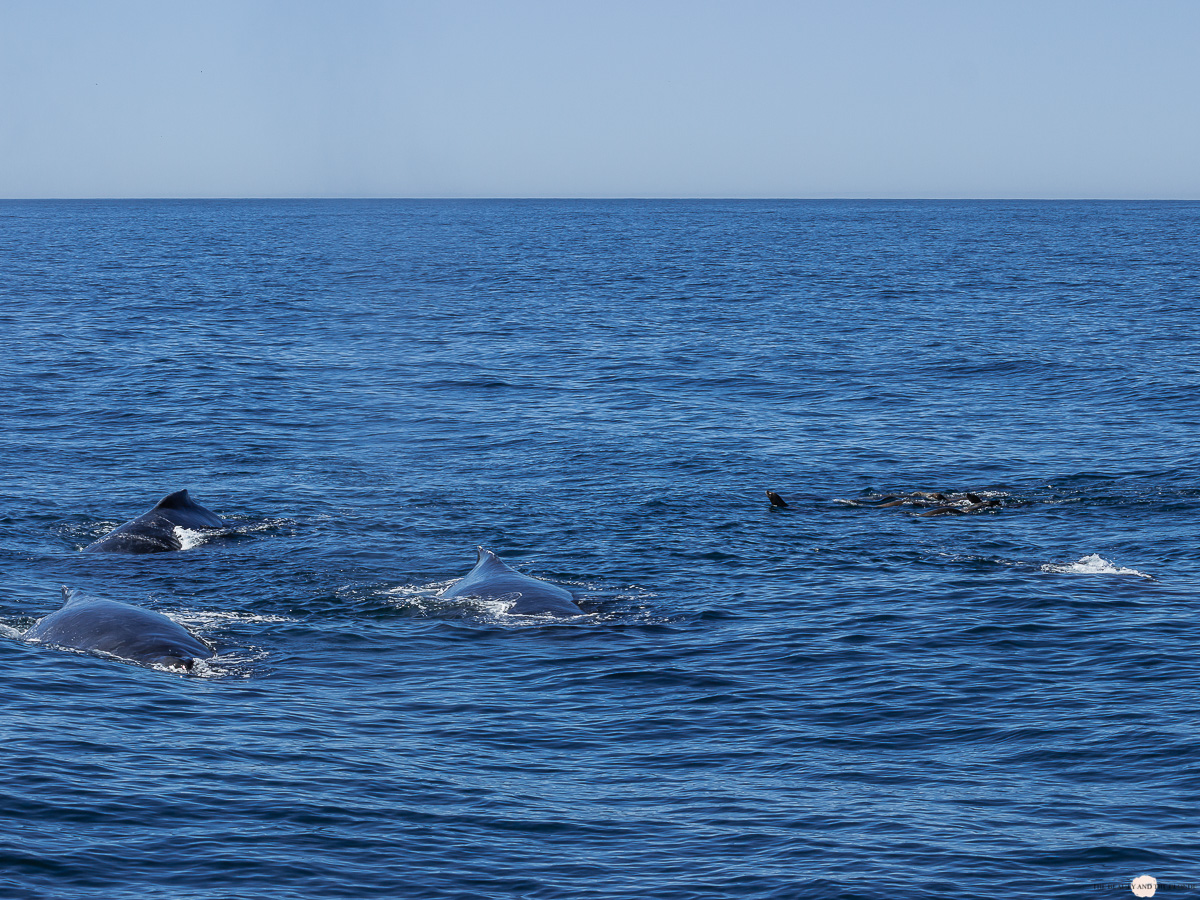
[{"left": 2, "top": 0, "right": 1197, "bottom": 198}]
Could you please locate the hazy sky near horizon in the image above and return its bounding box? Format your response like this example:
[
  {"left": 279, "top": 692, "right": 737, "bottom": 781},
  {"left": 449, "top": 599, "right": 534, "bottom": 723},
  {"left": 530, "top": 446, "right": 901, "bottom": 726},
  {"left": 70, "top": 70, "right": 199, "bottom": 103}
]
[{"left": 2, "top": 0, "right": 1197, "bottom": 199}]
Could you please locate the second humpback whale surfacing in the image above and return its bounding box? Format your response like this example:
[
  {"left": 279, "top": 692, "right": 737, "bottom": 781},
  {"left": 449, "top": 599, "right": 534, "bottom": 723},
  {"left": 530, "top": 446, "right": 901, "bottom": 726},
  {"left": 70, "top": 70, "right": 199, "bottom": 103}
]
[
  {"left": 84, "top": 489, "right": 225, "bottom": 553},
  {"left": 23, "top": 587, "right": 215, "bottom": 672},
  {"left": 441, "top": 547, "right": 583, "bottom": 617}
]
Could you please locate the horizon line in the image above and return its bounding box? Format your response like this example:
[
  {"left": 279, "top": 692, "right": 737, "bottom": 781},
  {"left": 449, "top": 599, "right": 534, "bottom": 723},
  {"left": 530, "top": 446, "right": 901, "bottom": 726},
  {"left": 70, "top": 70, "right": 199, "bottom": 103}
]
[{"left": 2, "top": 196, "right": 1198, "bottom": 203}]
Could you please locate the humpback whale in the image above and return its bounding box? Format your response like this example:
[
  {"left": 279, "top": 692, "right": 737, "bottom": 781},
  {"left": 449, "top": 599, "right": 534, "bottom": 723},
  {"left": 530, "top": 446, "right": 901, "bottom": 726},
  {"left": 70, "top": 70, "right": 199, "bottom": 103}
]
[
  {"left": 23, "top": 587, "right": 214, "bottom": 672},
  {"left": 441, "top": 547, "right": 583, "bottom": 617},
  {"left": 84, "top": 489, "right": 224, "bottom": 553}
]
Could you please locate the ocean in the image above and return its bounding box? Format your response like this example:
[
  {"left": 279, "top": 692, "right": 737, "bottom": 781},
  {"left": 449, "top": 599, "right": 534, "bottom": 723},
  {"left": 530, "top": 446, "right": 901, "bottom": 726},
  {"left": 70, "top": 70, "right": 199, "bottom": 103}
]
[{"left": 1, "top": 199, "right": 1197, "bottom": 899}]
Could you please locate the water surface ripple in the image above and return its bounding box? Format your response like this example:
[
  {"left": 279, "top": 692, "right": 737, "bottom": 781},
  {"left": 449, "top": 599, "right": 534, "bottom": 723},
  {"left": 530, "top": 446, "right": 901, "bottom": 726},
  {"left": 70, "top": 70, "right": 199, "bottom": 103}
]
[{"left": 2, "top": 200, "right": 1198, "bottom": 899}]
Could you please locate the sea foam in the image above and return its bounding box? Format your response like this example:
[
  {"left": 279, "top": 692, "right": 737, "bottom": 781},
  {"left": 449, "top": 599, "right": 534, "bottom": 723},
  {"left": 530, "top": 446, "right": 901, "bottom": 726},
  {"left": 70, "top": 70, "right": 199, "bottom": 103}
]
[{"left": 1041, "top": 553, "right": 1151, "bottom": 579}]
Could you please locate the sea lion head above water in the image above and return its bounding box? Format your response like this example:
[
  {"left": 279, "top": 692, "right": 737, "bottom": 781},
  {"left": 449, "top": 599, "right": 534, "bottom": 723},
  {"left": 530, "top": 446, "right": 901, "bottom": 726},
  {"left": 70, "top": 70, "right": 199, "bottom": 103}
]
[{"left": 766, "top": 491, "right": 789, "bottom": 509}]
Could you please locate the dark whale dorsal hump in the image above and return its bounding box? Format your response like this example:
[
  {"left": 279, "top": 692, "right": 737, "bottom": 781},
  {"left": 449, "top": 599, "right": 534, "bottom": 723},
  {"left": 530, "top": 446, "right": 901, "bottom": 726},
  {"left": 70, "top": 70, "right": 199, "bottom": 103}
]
[
  {"left": 443, "top": 547, "right": 582, "bottom": 617},
  {"left": 59, "top": 585, "right": 98, "bottom": 607},
  {"left": 150, "top": 489, "right": 222, "bottom": 528},
  {"left": 154, "top": 489, "right": 196, "bottom": 511},
  {"left": 83, "top": 490, "right": 222, "bottom": 553},
  {"left": 28, "top": 585, "right": 214, "bottom": 671}
]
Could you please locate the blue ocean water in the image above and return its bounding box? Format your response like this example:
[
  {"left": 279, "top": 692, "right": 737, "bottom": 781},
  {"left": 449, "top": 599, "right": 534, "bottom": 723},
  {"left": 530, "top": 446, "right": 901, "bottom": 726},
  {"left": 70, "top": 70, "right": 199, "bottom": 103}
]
[{"left": 1, "top": 199, "right": 1198, "bottom": 899}]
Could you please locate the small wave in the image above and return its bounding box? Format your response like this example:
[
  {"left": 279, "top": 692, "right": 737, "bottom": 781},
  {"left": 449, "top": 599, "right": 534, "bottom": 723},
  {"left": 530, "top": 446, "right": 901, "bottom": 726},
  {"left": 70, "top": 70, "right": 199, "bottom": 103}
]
[
  {"left": 222, "top": 516, "right": 306, "bottom": 536},
  {"left": 1041, "top": 554, "right": 1152, "bottom": 579},
  {"left": 173, "top": 609, "right": 295, "bottom": 627},
  {"left": 189, "top": 648, "right": 270, "bottom": 679},
  {"left": 385, "top": 581, "right": 456, "bottom": 599}
]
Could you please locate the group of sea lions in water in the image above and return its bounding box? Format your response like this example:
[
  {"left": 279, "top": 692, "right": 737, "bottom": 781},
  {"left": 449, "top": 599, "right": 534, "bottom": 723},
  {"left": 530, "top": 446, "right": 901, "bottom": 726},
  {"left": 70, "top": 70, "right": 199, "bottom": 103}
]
[
  {"left": 7, "top": 489, "right": 581, "bottom": 673},
  {"left": 767, "top": 489, "right": 1004, "bottom": 517}
]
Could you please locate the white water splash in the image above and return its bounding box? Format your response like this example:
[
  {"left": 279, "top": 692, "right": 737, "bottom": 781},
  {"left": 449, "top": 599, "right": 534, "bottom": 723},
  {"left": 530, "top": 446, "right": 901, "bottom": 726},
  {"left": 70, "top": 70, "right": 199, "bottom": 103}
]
[
  {"left": 1041, "top": 554, "right": 1152, "bottom": 579},
  {"left": 0, "top": 622, "right": 23, "bottom": 639},
  {"left": 386, "top": 581, "right": 457, "bottom": 599},
  {"left": 174, "top": 527, "right": 211, "bottom": 551},
  {"left": 187, "top": 648, "right": 271, "bottom": 679}
]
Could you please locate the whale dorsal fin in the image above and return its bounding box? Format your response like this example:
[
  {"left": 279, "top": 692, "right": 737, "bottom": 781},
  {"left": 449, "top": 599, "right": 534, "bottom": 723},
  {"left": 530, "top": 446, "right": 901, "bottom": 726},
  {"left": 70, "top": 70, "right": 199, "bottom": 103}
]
[
  {"left": 475, "top": 547, "right": 515, "bottom": 572},
  {"left": 60, "top": 585, "right": 90, "bottom": 606},
  {"left": 154, "top": 490, "right": 193, "bottom": 510}
]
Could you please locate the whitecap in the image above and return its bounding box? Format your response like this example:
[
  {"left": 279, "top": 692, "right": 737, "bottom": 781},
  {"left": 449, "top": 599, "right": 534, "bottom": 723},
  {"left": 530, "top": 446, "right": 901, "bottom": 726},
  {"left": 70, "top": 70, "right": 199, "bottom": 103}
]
[{"left": 1041, "top": 553, "right": 1152, "bottom": 579}]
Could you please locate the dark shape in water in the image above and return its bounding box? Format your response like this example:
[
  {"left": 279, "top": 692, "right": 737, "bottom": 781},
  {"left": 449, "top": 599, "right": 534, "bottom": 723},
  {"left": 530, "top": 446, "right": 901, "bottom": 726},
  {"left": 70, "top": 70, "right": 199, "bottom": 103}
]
[
  {"left": 918, "top": 498, "right": 1002, "bottom": 517},
  {"left": 863, "top": 490, "right": 1003, "bottom": 511},
  {"left": 84, "top": 489, "right": 224, "bottom": 553},
  {"left": 766, "top": 491, "right": 789, "bottom": 508},
  {"left": 441, "top": 547, "right": 583, "bottom": 617},
  {"left": 23, "top": 587, "right": 214, "bottom": 672}
]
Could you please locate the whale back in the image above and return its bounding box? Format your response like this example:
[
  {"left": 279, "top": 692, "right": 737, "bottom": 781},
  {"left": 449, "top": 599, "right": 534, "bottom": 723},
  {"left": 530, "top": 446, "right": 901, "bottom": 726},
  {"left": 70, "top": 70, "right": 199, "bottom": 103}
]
[
  {"left": 84, "top": 489, "right": 224, "bottom": 553},
  {"left": 442, "top": 548, "right": 582, "bottom": 617},
  {"left": 148, "top": 489, "right": 224, "bottom": 528},
  {"left": 25, "top": 587, "right": 214, "bottom": 671}
]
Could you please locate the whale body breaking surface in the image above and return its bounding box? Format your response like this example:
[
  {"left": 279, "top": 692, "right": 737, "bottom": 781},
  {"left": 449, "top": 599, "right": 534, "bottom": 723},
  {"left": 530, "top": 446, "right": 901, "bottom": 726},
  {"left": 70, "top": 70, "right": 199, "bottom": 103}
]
[
  {"left": 441, "top": 547, "right": 583, "bottom": 617},
  {"left": 84, "top": 489, "right": 225, "bottom": 553},
  {"left": 22, "top": 587, "right": 215, "bottom": 672}
]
